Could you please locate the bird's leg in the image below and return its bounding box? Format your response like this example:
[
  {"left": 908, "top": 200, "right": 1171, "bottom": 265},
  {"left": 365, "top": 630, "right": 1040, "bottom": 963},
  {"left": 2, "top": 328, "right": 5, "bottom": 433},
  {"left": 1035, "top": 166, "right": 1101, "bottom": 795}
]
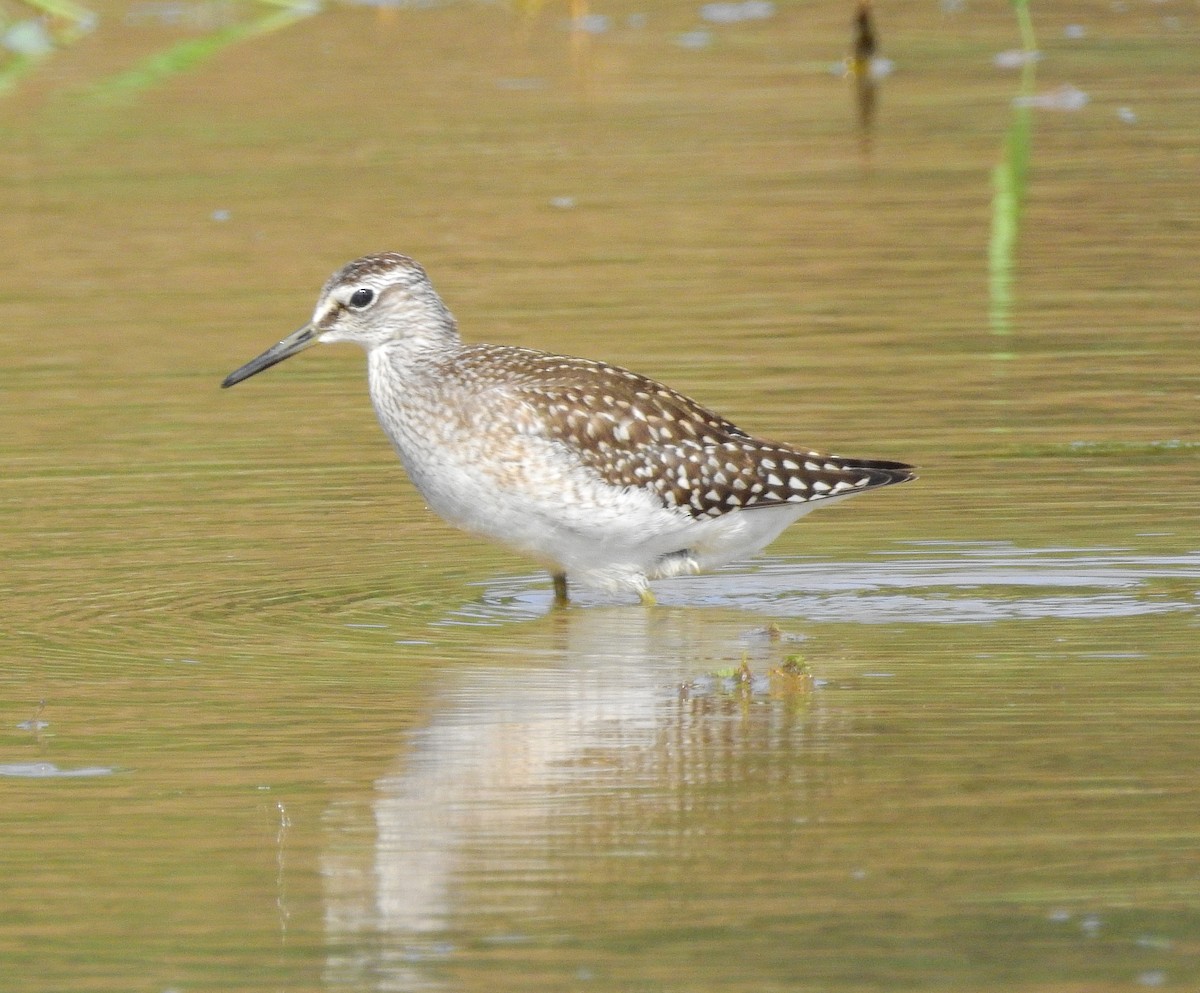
[
  {"left": 638, "top": 587, "right": 657, "bottom": 607},
  {"left": 552, "top": 572, "right": 570, "bottom": 606}
]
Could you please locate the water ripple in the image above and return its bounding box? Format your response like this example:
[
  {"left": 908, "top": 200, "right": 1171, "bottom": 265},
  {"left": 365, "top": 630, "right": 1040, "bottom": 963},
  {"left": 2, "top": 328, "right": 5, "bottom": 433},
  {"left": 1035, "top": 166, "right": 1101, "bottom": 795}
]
[
  {"left": 0, "top": 762, "right": 116, "bottom": 778},
  {"left": 463, "top": 544, "right": 1200, "bottom": 624}
]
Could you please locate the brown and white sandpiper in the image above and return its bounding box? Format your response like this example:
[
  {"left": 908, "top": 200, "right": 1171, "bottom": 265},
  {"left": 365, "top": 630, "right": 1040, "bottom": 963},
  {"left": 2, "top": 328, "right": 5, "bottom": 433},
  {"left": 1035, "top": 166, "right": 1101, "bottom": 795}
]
[{"left": 222, "top": 253, "right": 914, "bottom": 605}]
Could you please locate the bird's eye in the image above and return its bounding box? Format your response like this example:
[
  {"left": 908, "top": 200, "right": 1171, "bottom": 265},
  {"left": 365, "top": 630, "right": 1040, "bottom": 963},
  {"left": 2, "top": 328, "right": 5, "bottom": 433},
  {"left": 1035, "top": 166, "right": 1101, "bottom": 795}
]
[{"left": 349, "top": 287, "right": 375, "bottom": 309}]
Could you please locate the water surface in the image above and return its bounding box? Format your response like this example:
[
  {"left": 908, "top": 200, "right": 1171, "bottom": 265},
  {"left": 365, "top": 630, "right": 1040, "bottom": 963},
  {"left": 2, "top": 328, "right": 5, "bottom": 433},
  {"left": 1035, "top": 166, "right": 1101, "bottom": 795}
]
[{"left": 2, "top": 1, "right": 1198, "bottom": 990}]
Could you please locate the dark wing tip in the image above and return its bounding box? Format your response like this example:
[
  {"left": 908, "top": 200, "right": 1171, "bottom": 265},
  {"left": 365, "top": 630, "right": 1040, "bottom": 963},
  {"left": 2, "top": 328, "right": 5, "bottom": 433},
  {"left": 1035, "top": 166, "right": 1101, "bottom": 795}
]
[{"left": 854, "top": 459, "right": 917, "bottom": 487}]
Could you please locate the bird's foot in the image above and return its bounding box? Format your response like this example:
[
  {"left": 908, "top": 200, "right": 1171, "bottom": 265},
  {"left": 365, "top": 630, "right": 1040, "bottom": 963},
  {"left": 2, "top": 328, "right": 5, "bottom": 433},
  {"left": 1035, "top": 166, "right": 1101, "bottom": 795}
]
[{"left": 552, "top": 572, "right": 570, "bottom": 607}]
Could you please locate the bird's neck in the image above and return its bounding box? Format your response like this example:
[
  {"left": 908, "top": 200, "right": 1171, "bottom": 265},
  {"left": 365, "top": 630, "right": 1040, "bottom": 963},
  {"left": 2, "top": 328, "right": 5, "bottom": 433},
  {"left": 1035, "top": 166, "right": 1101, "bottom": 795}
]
[
  {"left": 366, "top": 335, "right": 464, "bottom": 434},
  {"left": 368, "top": 320, "right": 463, "bottom": 373}
]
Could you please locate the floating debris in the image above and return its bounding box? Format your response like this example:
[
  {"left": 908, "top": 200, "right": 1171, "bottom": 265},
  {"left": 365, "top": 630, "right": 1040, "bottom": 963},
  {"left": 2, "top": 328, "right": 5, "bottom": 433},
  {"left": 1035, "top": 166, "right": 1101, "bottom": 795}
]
[
  {"left": 993, "top": 48, "right": 1042, "bottom": 69},
  {"left": 832, "top": 58, "right": 892, "bottom": 79},
  {"left": 865, "top": 57, "right": 892, "bottom": 79},
  {"left": 683, "top": 653, "right": 812, "bottom": 699},
  {"left": 571, "top": 13, "right": 609, "bottom": 34},
  {"left": 675, "top": 29, "right": 712, "bottom": 49},
  {"left": 1013, "top": 83, "right": 1088, "bottom": 111},
  {"left": 2, "top": 19, "right": 55, "bottom": 56},
  {"left": 700, "top": 1, "right": 774, "bottom": 24},
  {"left": 1116, "top": 105, "right": 1137, "bottom": 124},
  {"left": 549, "top": 196, "right": 576, "bottom": 209},
  {"left": 1063, "top": 24, "right": 1086, "bottom": 39},
  {"left": 16, "top": 700, "right": 48, "bottom": 732}
]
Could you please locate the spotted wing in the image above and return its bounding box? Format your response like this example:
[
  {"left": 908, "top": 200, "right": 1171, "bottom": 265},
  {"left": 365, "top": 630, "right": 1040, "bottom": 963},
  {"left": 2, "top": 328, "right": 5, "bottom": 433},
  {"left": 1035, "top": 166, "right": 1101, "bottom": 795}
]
[{"left": 497, "top": 351, "right": 914, "bottom": 520}]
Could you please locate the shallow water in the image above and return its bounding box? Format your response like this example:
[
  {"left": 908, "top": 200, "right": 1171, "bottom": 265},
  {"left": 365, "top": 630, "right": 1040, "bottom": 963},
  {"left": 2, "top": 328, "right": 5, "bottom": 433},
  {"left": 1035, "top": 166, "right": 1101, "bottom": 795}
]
[{"left": 2, "top": 1, "right": 1199, "bottom": 990}]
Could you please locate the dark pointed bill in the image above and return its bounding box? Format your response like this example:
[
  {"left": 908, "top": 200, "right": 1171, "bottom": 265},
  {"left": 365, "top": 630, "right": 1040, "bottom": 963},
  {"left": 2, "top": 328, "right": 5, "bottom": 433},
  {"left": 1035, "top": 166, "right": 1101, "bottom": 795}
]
[{"left": 221, "top": 324, "right": 318, "bottom": 388}]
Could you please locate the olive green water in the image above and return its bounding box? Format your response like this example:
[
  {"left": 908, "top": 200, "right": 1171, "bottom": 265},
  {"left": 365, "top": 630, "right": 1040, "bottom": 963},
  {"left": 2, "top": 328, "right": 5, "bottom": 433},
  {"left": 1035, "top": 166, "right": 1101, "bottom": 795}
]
[{"left": 2, "top": 2, "right": 1198, "bottom": 990}]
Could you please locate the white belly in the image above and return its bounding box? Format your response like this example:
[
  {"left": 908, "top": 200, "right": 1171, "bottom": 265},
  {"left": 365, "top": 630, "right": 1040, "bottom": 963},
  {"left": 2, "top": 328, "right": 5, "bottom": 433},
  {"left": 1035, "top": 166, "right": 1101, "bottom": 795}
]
[
  {"left": 367, "top": 350, "right": 840, "bottom": 595},
  {"left": 391, "top": 429, "right": 828, "bottom": 593}
]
